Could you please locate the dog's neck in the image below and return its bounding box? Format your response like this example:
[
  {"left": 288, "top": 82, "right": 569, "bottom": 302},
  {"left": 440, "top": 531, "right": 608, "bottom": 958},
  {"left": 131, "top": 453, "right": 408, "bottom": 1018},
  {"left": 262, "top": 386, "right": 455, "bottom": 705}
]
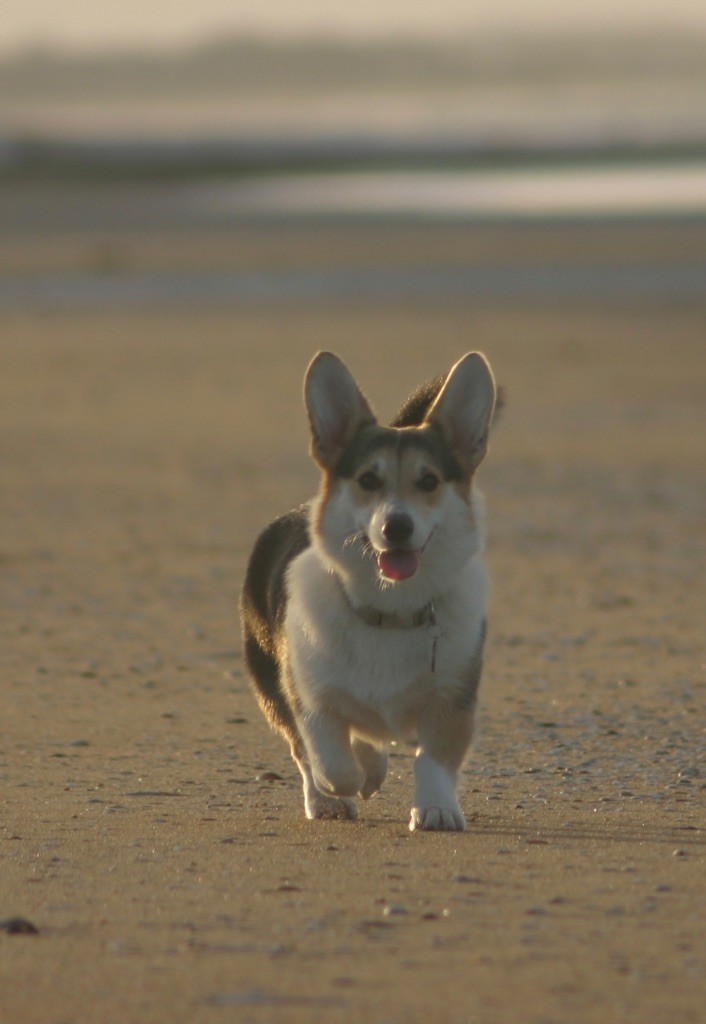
[
  {"left": 333, "top": 575, "right": 442, "bottom": 672},
  {"left": 334, "top": 574, "right": 436, "bottom": 630}
]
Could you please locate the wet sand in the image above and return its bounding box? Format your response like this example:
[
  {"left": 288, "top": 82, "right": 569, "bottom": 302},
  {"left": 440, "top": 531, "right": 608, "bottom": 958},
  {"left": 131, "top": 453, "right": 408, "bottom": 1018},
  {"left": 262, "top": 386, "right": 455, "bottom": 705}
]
[{"left": 0, "top": 222, "right": 704, "bottom": 1023}]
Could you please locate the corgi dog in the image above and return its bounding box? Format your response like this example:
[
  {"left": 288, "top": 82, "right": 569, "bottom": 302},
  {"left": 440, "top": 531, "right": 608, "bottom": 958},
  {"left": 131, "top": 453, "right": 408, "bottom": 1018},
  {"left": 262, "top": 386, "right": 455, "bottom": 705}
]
[{"left": 240, "top": 351, "right": 496, "bottom": 831}]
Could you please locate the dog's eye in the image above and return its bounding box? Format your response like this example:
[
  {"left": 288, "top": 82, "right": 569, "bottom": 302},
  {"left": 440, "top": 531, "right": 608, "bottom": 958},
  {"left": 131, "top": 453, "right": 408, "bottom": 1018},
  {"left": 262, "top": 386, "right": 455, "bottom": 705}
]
[
  {"left": 417, "top": 472, "right": 440, "bottom": 493},
  {"left": 357, "top": 471, "right": 383, "bottom": 492}
]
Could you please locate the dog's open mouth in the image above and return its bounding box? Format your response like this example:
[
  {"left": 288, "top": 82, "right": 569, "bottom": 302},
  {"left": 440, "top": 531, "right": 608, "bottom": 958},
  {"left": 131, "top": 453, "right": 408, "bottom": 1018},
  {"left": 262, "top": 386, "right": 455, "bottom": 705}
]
[{"left": 376, "top": 548, "right": 422, "bottom": 582}]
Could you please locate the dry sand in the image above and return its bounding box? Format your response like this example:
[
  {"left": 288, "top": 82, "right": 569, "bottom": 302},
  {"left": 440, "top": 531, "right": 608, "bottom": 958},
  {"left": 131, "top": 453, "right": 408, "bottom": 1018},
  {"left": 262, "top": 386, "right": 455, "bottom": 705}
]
[{"left": 0, "top": 224, "right": 704, "bottom": 1023}]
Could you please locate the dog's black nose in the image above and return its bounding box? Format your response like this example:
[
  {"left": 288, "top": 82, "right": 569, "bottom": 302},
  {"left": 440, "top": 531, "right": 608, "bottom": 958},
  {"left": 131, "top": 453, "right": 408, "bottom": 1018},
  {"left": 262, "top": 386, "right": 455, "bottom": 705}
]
[{"left": 382, "top": 512, "right": 414, "bottom": 546}]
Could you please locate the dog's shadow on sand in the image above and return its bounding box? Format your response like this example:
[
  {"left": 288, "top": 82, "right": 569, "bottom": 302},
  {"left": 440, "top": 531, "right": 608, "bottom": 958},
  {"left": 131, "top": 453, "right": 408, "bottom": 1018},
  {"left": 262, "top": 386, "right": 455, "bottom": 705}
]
[
  {"left": 353, "top": 811, "right": 704, "bottom": 849},
  {"left": 463, "top": 814, "right": 704, "bottom": 848}
]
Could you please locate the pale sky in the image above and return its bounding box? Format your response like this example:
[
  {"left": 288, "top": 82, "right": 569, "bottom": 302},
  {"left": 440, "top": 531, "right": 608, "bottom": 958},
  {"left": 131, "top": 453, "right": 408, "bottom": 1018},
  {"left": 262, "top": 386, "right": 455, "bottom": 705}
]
[{"left": 3, "top": 0, "right": 706, "bottom": 52}]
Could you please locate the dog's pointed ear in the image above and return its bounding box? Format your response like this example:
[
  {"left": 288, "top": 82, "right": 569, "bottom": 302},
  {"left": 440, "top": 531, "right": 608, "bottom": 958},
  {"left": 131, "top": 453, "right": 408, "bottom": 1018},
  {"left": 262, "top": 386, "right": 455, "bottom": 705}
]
[
  {"left": 424, "top": 352, "right": 496, "bottom": 473},
  {"left": 304, "top": 352, "right": 376, "bottom": 470}
]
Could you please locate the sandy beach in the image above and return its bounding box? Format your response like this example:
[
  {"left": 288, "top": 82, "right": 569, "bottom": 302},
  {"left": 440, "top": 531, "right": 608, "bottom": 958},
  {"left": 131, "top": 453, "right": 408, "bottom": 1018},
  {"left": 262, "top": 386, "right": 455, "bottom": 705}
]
[{"left": 1, "top": 219, "right": 704, "bottom": 1023}]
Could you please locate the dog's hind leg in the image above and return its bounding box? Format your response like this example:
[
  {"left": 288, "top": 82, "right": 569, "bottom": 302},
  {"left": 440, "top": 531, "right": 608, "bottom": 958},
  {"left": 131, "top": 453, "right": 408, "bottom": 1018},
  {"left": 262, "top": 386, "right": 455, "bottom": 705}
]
[
  {"left": 352, "top": 737, "right": 388, "bottom": 800},
  {"left": 291, "top": 742, "right": 359, "bottom": 821}
]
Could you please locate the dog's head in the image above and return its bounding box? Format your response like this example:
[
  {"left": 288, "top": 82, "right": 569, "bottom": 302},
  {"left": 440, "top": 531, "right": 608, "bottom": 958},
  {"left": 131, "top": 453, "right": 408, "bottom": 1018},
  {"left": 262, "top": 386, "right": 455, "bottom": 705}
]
[{"left": 304, "top": 351, "right": 496, "bottom": 596}]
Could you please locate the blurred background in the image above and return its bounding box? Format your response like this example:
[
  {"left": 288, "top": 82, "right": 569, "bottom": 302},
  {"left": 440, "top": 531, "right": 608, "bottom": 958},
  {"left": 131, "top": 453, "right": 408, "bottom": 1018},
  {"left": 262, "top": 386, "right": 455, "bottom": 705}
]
[{"left": 1, "top": 0, "right": 705, "bottom": 307}]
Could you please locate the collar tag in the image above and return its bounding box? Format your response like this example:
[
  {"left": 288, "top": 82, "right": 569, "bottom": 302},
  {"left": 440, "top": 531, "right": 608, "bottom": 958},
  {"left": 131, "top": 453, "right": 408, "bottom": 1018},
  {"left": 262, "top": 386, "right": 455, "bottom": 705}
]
[{"left": 428, "top": 603, "right": 443, "bottom": 673}]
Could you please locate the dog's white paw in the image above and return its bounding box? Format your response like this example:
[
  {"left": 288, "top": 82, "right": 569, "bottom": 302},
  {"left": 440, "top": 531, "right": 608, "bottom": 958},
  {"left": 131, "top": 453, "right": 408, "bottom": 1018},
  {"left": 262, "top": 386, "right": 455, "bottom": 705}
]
[
  {"left": 306, "top": 792, "right": 359, "bottom": 821},
  {"left": 409, "top": 805, "right": 466, "bottom": 832}
]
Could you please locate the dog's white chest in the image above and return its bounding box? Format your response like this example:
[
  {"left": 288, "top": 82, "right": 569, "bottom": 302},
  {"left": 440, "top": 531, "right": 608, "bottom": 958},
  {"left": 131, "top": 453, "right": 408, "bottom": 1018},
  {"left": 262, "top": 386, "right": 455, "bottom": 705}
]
[
  {"left": 294, "top": 614, "right": 437, "bottom": 739},
  {"left": 285, "top": 548, "right": 486, "bottom": 742}
]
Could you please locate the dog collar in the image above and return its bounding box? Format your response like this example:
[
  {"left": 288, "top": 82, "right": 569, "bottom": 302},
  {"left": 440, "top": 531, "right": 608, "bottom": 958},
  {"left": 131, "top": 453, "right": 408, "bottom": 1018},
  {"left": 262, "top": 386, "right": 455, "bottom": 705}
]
[
  {"left": 335, "top": 577, "right": 436, "bottom": 630},
  {"left": 336, "top": 579, "right": 442, "bottom": 672},
  {"left": 351, "top": 600, "right": 436, "bottom": 630}
]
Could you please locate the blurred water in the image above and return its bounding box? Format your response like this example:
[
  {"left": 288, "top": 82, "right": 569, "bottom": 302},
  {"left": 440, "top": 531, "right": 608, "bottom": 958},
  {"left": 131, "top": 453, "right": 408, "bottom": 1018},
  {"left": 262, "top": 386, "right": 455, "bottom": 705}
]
[
  {"left": 1, "top": 160, "right": 704, "bottom": 309},
  {"left": 194, "top": 163, "right": 706, "bottom": 220}
]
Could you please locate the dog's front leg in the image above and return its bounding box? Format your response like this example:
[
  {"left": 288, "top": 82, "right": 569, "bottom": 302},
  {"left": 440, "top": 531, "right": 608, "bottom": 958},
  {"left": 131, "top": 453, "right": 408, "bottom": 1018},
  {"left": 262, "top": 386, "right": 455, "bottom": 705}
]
[
  {"left": 299, "top": 709, "right": 365, "bottom": 798},
  {"left": 409, "top": 698, "right": 475, "bottom": 832},
  {"left": 352, "top": 736, "right": 388, "bottom": 799}
]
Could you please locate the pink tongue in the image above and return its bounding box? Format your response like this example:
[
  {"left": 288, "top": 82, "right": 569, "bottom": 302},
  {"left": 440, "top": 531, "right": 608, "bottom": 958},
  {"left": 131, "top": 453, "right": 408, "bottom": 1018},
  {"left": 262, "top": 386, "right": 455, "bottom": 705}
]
[{"left": 377, "top": 549, "right": 421, "bottom": 582}]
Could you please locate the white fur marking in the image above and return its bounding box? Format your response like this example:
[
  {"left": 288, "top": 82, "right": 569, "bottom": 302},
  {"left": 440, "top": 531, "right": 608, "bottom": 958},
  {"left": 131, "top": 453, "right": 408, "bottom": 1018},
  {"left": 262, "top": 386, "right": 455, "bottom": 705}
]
[{"left": 410, "top": 753, "right": 465, "bottom": 832}]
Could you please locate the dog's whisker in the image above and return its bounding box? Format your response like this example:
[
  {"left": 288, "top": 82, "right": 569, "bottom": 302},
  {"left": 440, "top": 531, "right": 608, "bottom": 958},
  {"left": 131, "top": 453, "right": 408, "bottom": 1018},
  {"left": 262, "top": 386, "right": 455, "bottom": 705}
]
[{"left": 344, "top": 531, "right": 375, "bottom": 559}]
